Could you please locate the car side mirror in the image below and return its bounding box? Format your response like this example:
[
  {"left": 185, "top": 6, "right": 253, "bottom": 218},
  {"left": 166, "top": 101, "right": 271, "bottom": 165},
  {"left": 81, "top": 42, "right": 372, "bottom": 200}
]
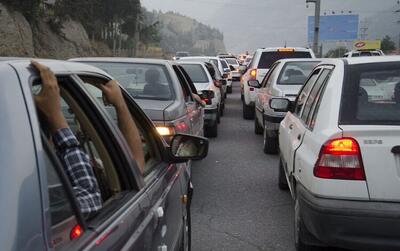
[
  {"left": 222, "top": 73, "right": 229, "bottom": 79},
  {"left": 248, "top": 80, "right": 261, "bottom": 88},
  {"left": 169, "top": 134, "right": 209, "bottom": 162},
  {"left": 269, "top": 98, "right": 290, "bottom": 112},
  {"left": 239, "top": 65, "right": 247, "bottom": 74}
]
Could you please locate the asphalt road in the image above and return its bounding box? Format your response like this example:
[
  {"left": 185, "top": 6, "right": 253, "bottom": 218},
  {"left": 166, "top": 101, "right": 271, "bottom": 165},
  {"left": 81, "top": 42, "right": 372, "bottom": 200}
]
[{"left": 191, "top": 81, "right": 295, "bottom": 251}]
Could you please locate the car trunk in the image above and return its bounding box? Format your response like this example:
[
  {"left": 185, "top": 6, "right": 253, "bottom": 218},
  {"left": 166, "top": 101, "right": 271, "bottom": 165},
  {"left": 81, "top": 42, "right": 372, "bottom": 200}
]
[
  {"left": 134, "top": 99, "right": 174, "bottom": 122},
  {"left": 274, "top": 84, "right": 303, "bottom": 101},
  {"left": 342, "top": 125, "right": 400, "bottom": 201}
]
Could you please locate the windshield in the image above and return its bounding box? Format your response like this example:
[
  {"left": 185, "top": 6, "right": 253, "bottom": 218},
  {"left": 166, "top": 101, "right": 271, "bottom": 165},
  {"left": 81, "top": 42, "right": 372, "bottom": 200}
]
[
  {"left": 278, "top": 61, "right": 319, "bottom": 85},
  {"left": 87, "top": 62, "right": 174, "bottom": 101},
  {"left": 180, "top": 64, "right": 209, "bottom": 83},
  {"left": 258, "top": 51, "right": 312, "bottom": 69}
]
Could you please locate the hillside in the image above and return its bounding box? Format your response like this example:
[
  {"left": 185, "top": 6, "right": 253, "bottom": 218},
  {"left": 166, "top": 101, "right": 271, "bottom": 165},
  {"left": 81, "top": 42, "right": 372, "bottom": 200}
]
[{"left": 145, "top": 11, "right": 226, "bottom": 56}]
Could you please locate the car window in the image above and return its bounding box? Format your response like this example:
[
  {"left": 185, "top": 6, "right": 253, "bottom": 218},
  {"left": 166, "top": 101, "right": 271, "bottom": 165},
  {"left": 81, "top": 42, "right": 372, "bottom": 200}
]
[
  {"left": 173, "top": 65, "right": 194, "bottom": 102},
  {"left": 261, "top": 62, "right": 280, "bottom": 88},
  {"left": 225, "top": 58, "right": 238, "bottom": 65},
  {"left": 308, "top": 72, "right": 330, "bottom": 130},
  {"left": 278, "top": 61, "right": 319, "bottom": 85},
  {"left": 258, "top": 51, "right": 312, "bottom": 69},
  {"left": 294, "top": 68, "right": 321, "bottom": 116},
  {"left": 78, "top": 75, "right": 161, "bottom": 179},
  {"left": 301, "top": 69, "right": 331, "bottom": 124},
  {"left": 86, "top": 62, "right": 174, "bottom": 101},
  {"left": 340, "top": 63, "right": 400, "bottom": 125},
  {"left": 178, "top": 65, "right": 200, "bottom": 94},
  {"left": 220, "top": 59, "right": 229, "bottom": 69},
  {"left": 181, "top": 64, "right": 209, "bottom": 83}
]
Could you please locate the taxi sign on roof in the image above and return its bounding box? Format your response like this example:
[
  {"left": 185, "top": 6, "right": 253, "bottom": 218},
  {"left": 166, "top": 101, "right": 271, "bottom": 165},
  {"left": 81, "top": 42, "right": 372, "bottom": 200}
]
[{"left": 353, "top": 40, "right": 381, "bottom": 50}]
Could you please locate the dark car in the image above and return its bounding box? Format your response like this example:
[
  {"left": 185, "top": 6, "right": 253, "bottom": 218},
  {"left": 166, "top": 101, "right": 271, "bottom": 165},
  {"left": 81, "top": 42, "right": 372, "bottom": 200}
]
[{"left": 0, "top": 59, "right": 208, "bottom": 251}]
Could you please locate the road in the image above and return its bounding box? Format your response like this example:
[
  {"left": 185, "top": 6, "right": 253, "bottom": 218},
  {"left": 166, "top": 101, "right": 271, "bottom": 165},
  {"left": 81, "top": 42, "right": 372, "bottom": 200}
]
[{"left": 191, "top": 81, "right": 295, "bottom": 251}]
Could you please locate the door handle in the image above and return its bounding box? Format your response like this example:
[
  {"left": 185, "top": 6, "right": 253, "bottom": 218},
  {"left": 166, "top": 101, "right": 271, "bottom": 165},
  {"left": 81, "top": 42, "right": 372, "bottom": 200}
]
[
  {"left": 153, "top": 206, "right": 164, "bottom": 229},
  {"left": 289, "top": 124, "right": 294, "bottom": 130},
  {"left": 392, "top": 146, "right": 400, "bottom": 154}
]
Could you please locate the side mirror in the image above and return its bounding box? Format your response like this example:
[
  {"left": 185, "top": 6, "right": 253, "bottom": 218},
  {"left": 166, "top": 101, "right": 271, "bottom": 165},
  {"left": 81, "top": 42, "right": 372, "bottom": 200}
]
[
  {"left": 239, "top": 65, "right": 247, "bottom": 74},
  {"left": 248, "top": 80, "right": 261, "bottom": 88},
  {"left": 222, "top": 73, "right": 229, "bottom": 79},
  {"left": 169, "top": 134, "right": 209, "bottom": 162},
  {"left": 269, "top": 98, "right": 290, "bottom": 112}
]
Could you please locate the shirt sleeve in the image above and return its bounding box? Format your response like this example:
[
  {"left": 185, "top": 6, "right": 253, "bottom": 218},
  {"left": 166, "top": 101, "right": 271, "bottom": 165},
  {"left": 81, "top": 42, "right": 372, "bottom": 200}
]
[{"left": 53, "top": 128, "right": 102, "bottom": 214}]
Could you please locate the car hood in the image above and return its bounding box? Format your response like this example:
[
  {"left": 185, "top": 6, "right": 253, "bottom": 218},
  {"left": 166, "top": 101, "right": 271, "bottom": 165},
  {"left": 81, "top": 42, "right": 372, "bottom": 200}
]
[{"left": 134, "top": 99, "right": 174, "bottom": 121}]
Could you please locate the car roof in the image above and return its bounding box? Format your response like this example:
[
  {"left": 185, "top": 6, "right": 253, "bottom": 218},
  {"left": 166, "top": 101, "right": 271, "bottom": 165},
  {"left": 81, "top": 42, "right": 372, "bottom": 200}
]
[
  {"left": 257, "top": 47, "right": 312, "bottom": 52},
  {"left": 70, "top": 57, "right": 171, "bottom": 65},
  {"left": 345, "top": 56, "right": 400, "bottom": 65},
  {"left": 1, "top": 58, "right": 112, "bottom": 76},
  {"left": 179, "top": 56, "right": 219, "bottom": 60},
  {"left": 275, "top": 58, "right": 323, "bottom": 64},
  {"left": 178, "top": 61, "right": 205, "bottom": 66}
]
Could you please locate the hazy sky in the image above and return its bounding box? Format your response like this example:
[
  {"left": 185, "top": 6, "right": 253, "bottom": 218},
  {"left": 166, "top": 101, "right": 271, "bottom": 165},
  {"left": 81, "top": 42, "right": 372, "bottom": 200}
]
[{"left": 141, "top": 0, "right": 399, "bottom": 53}]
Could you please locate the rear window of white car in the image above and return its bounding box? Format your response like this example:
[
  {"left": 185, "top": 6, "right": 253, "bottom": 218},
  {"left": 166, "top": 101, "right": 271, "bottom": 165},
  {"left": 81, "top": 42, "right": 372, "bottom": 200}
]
[
  {"left": 181, "top": 64, "right": 209, "bottom": 83},
  {"left": 258, "top": 51, "right": 312, "bottom": 69},
  {"left": 225, "top": 58, "right": 238, "bottom": 65},
  {"left": 278, "top": 61, "right": 319, "bottom": 85},
  {"left": 340, "top": 62, "right": 400, "bottom": 125}
]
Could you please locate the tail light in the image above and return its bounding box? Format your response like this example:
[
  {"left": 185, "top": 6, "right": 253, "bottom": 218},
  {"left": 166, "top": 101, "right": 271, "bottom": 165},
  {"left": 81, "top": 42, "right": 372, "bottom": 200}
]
[
  {"left": 156, "top": 120, "right": 189, "bottom": 137},
  {"left": 70, "top": 224, "right": 83, "bottom": 240},
  {"left": 314, "top": 138, "right": 365, "bottom": 180},
  {"left": 250, "top": 69, "right": 257, "bottom": 79},
  {"left": 199, "top": 90, "right": 215, "bottom": 105},
  {"left": 156, "top": 126, "right": 175, "bottom": 136}
]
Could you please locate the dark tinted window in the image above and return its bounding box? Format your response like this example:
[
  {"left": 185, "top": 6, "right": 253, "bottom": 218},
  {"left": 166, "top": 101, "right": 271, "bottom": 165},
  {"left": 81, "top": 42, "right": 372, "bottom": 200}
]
[
  {"left": 258, "top": 51, "right": 312, "bottom": 69},
  {"left": 278, "top": 61, "right": 319, "bottom": 85},
  {"left": 220, "top": 60, "right": 229, "bottom": 69},
  {"left": 340, "top": 63, "right": 400, "bottom": 125},
  {"left": 87, "top": 62, "right": 174, "bottom": 101},
  {"left": 181, "top": 64, "right": 209, "bottom": 83}
]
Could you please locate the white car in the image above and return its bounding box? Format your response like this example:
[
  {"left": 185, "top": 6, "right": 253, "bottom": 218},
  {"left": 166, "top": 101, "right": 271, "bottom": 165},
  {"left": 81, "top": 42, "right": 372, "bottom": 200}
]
[
  {"left": 252, "top": 59, "right": 321, "bottom": 153},
  {"left": 277, "top": 56, "right": 400, "bottom": 251},
  {"left": 343, "top": 49, "right": 384, "bottom": 57},
  {"left": 223, "top": 57, "right": 241, "bottom": 81},
  {"left": 179, "top": 61, "right": 222, "bottom": 137},
  {"left": 241, "top": 47, "right": 315, "bottom": 120}
]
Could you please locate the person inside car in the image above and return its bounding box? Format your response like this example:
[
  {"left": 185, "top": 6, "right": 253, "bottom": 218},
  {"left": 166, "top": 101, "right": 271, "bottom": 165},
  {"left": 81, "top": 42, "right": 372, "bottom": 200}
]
[
  {"left": 32, "top": 60, "right": 145, "bottom": 215},
  {"left": 143, "top": 68, "right": 170, "bottom": 98}
]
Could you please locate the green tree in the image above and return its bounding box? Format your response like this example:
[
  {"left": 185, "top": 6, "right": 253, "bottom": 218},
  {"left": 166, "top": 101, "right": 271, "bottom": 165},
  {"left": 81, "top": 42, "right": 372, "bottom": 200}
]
[{"left": 381, "top": 35, "right": 396, "bottom": 52}]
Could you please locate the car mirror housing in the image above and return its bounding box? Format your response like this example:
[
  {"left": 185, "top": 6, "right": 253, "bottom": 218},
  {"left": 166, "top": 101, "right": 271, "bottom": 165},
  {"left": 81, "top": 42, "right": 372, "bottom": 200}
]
[
  {"left": 222, "top": 73, "right": 229, "bottom": 79},
  {"left": 168, "top": 134, "right": 209, "bottom": 162},
  {"left": 248, "top": 80, "right": 261, "bottom": 88},
  {"left": 269, "top": 98, "right": 290, "bottom": 112}
]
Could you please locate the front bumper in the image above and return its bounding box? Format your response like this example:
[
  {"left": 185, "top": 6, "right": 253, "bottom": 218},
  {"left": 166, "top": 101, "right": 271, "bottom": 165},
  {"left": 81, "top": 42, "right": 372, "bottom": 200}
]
[{"left": 298, "top": 184, "right": 400, "bottom": 251}]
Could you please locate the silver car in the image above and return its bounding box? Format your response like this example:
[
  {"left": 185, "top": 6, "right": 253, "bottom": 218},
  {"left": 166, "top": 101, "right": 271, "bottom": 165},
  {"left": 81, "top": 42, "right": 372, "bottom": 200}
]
[{"left": 70, "top": 58, "right": 204, "bottom": 140}]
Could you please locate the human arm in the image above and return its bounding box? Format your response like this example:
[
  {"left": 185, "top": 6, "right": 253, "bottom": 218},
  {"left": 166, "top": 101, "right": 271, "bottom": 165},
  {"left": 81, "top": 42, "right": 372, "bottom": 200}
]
[
  {"left": 100, "top": 80, "right": 145, "bottom": 174},
  {"left": 192, "top": 93, "right": 206, "bottom": 107}
]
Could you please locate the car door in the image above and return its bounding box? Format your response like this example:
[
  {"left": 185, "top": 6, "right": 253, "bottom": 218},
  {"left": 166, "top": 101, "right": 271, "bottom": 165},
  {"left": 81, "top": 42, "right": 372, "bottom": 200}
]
[
  {"left": 280, "top": 68, "right": 322, "bottom": 189},
  {"left": 173, "top": 65, "right": 203, "bottom": 137},
  {"left": 25, "top": 73, "right": 151, "bottom": 251},
  {"left": 77, "top": 74, "right": 187, "bottom": 251},
  {"left": 256, "top": 62, "right": 281, "bottom": 124}
]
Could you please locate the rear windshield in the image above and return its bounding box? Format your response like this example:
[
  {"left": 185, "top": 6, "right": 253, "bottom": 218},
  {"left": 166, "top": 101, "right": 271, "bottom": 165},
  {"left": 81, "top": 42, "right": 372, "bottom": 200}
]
[
  {"left": 278, "top": 61, "right": 319, "bottom": 85},
  {"left": 340, "top": 62, "right": 400, "bottom": 125},
  {"left": 86, "top": 62, "right": 174, "bottom": 100},
  {"left": 258, "top": 51, "right": 312, "bottom": 69},
  {"left": 181, "top": 64, "right": 209, "bottom": 83},
  {"left": 225, "top": 58, "right": 238, "bottom": 65},
  {"left": 176, "top": 52, "right": 189, "bottom": 57}
]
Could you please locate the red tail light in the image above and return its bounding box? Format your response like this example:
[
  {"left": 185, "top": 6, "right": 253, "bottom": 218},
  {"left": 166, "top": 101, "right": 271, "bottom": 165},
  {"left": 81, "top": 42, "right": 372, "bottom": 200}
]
[
  {"left": 314, "top": 138, "right": 365, "bottom": 180},
  {"left": 70, "top": 224, "right": 83, "bottom": 240}
]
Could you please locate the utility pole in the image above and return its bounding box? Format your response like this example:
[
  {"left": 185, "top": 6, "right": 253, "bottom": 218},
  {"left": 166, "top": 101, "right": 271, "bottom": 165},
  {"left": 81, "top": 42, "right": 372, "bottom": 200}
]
[{"left": 307, "top": 0, "right": 321, "bottom": 57}]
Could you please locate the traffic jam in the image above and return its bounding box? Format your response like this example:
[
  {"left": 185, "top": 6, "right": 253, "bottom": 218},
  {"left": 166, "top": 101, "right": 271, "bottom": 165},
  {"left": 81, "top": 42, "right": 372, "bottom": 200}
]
[{"left": 1, "top": 1, "right": 400, "bottom": 251}]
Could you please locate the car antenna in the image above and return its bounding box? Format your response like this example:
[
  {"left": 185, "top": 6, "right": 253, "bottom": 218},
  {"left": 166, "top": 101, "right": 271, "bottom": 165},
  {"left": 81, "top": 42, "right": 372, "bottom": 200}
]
[{"left": 284, "top": 41, "right": 287, "bottom": 48}]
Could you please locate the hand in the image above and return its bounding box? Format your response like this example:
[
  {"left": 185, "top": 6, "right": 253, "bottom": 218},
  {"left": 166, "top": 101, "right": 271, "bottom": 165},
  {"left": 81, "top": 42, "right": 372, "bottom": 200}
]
[
  {"left": 99, "top": 80, "right": 125, "bottom": 109},
  {"left": 31, "top": 60, "right": 68, "bottom": 134}
]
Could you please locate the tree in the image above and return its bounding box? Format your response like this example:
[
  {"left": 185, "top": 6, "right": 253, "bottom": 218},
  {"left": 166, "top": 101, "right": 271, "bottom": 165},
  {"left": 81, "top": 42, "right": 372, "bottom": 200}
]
[
  {"left": 324, "top": 46, "right": 348, "bottom": 58},
  {"left": 381, "top": 35, "right": 396, "bottom": 52}
]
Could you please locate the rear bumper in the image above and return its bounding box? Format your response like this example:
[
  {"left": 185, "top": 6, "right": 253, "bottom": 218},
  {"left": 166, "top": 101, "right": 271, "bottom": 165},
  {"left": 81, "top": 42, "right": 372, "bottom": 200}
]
[
  {"left": 263, "top": 113, "right": 285, "bottom": 137},
  {"left": 298, "top": 185, "right": 400, "bottom": 251},
  {"left": 204, "top": 108, "right": 218, "bottom": 125}
]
